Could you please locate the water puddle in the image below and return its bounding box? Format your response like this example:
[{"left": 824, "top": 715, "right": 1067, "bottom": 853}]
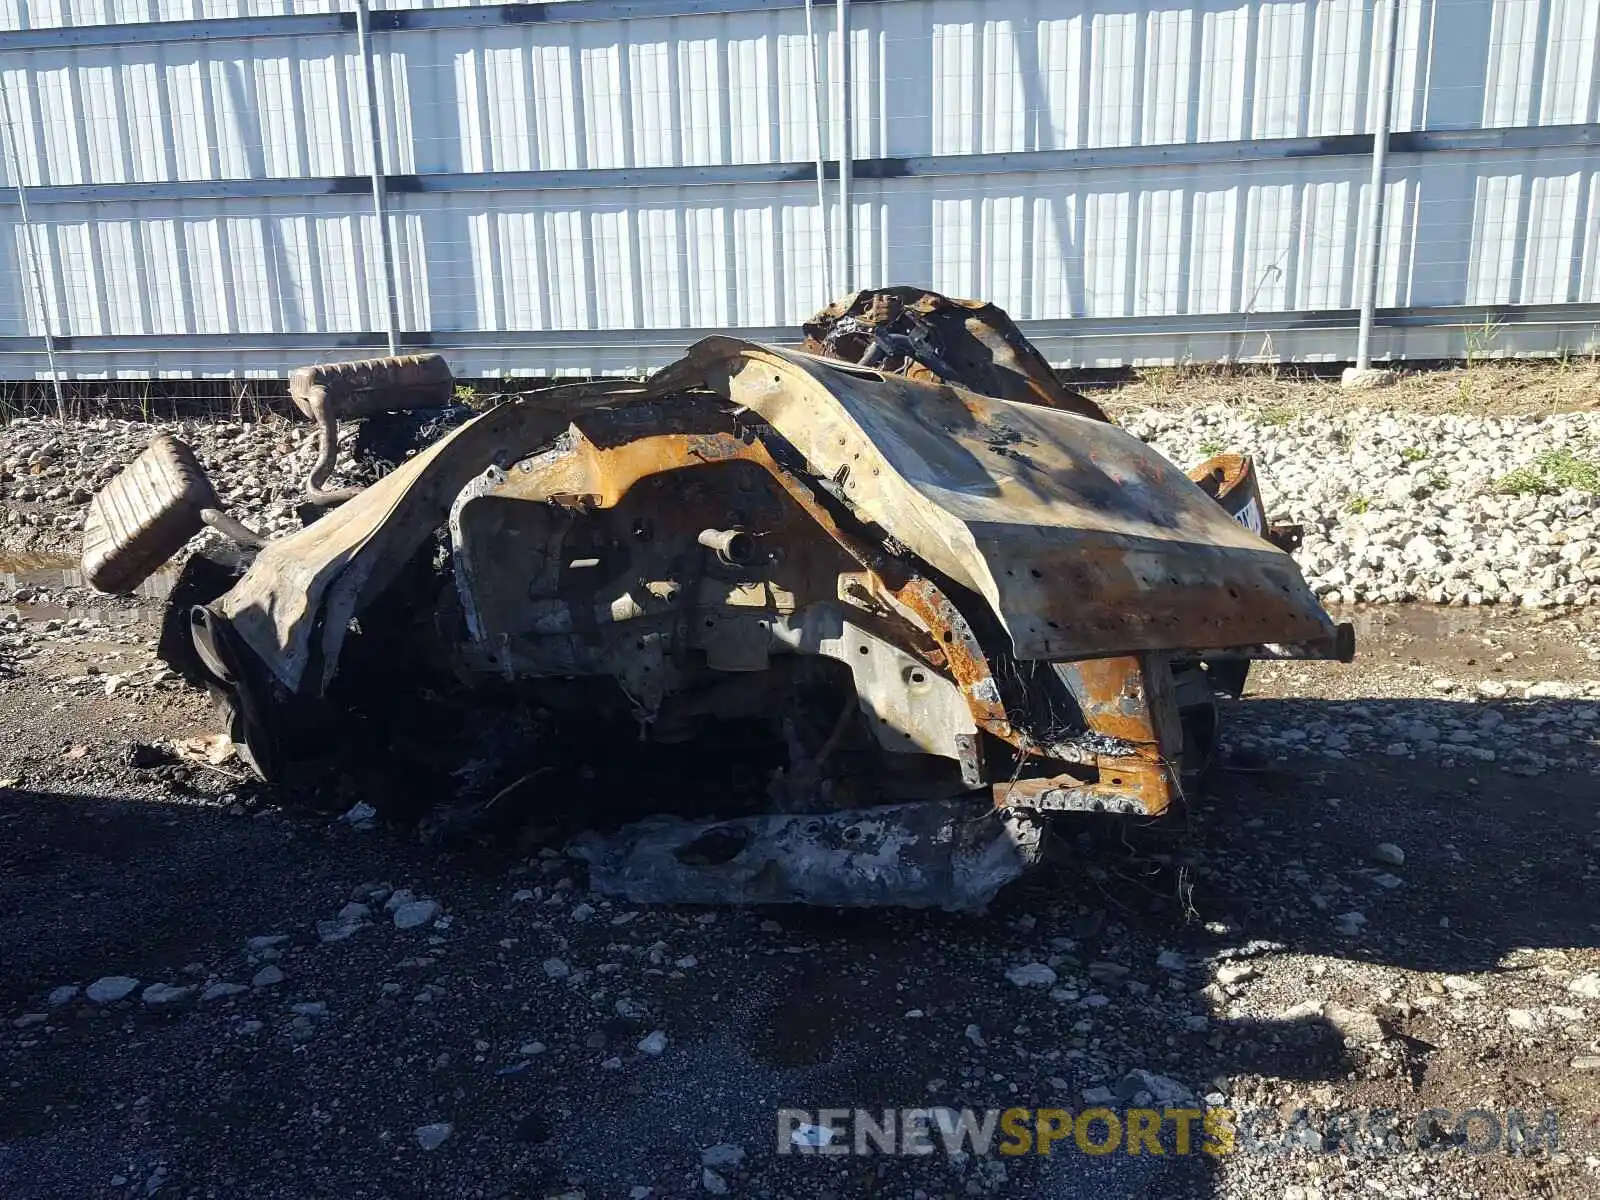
[{"left": 0, "top": 551, "right": 174, "bottom": 629}]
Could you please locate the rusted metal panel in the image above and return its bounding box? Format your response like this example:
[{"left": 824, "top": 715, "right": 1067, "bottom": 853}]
[
  {"left": 662, "top": 337, "right": 1338, "bottom": 662},
  {"left": 216, "top": 379, "right": 648, "bottom": 693}
]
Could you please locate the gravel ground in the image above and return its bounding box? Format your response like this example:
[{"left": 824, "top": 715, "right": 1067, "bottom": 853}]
[
  {"left": 7, "top": 367, "right": 1600, "bottom": 609},
  {"left": 1, "top": 377, "right": 1598, "bottom": 1199}
]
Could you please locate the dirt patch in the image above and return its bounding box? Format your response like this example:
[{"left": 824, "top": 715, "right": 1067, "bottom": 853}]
[
  {"left": 0, "top": 579, "right": 1594, "bottom": 1199},
  {"left": 1092, "top": 359, "right": 1600, "bottom": 417}
]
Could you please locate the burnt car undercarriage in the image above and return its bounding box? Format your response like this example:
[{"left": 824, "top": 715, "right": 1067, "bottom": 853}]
[{"left": 81, "top": 289, "right": 1353, "bottom": 911}]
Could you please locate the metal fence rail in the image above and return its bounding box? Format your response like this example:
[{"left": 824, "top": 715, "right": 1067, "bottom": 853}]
[{"left": 2, "top": 0, "right": 1598, "bottom": 381}]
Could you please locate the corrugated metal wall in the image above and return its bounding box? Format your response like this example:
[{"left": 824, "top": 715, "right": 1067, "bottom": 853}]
[{"left": 2, "top": 0, "right": 1599, "bottom": 378}]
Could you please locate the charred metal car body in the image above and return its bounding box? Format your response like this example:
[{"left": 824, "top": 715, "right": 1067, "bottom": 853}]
[{"left": 83, "top": 290, "right": 1352, "bottom": 909}]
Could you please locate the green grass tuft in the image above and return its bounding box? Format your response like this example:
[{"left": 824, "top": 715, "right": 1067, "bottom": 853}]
[{"left": 1494, "top": 448, "right": 1600, "bottom": 495}]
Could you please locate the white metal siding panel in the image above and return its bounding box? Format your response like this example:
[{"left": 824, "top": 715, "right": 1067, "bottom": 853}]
[
  {"left": 1467, "top": 172, "right": 1524, "bottom": 303},
  {"left": 1036, "top": 16, "right": 1085, "bottom": 151},
  {"left": 931, "top": 195, "right": 974, "bottom": 298},
  {"left": 1520, "top": 171, "right": 1580, "bottom": 303},
  {"left": 1085, "top": 189, "right": 1131, "bottom": 316},
  {"left": 931, "top": 21, "right": 974, "bottom": 156},
  {"left": 2, "top": 0, "right": 1599, "bottom": 376},
  {"left": 726, "top": 34, "right": 770, "bottom": 165},
  {"left": 779, "top": 200, "right": 828, "bottom": 324},
  {"left": 678, "top": 37, "right": 721, "bottom": 166},
  {"left": 1142, "top": 7, "right": 1192, "bottom": 146},
  {"left": 1189, "top": 187, "right": 1237, "bottom": 313},
  {"left": 1253, "top": 1, "right": 1307, "bottom": 140},
  {"left": 1580, "top": 173, "right": 1600, "bottom": 303},
  {"left": 978, "top": 193, "right": 1021, "bottom": 313},
  {"left": 1376, "top": 176, "right": 1414, "bottom": 306},
  {"left": 1306, "top": 0, "right": 1366, "bottom": 136},
  {"left": 629, "top": 32, "right": 675, "bottom": 168},
  {"left": 591, "top": 207, "right": 635, "bottom": 328},
  {"left": 1087, "top": 12, "right": 1138, "bottom": 149},
  {"left": 1540, "top": 0, "right": 1599, "bottom": 125},
  {"left": 1241, "top": 182, "right": 1296, "bottom": 312},
  {"left": 1298, "top": 179, "right": 1353, "bottom": 309},
  {"left": 1135, "top": 187, "right": 1183, "bottom": 316},
  {"left": 1483, "top": 0, "right": 1540, "bottom": 127},
  {"left": 1196, "top": 5, "right": 1247, "bottom": 143},
  {"left": 981, "top": 20, "right": 1025, "bottom": 154},
  {"left": 732, "top": 204, "right": 773, "bottom": 326}
]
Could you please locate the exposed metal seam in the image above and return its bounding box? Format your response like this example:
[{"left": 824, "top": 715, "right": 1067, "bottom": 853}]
[
  {"left": 3, "top": 302, "right": 1599, "bottom": 357},
  {"left": 4, "top": 124, "right": 1596, "bottom": 208}
]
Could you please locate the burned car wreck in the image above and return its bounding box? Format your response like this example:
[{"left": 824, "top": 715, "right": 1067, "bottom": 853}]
[{"left": 82, "top": 290, "right": 1353, "bottom": 911}]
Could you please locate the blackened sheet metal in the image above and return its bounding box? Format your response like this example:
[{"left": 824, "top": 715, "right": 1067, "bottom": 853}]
[
  {"left": 568, "top": 799, "right": 1045, "bottom": 912},
  {"left": 657, "top": 338, "right": 1338, "bottom": 663},
  {"left": 803, "top": 287, "right": 1109, "bottom": 422},
  {"left": 214, "top": 380, "right": 649, "bottom": 695}
]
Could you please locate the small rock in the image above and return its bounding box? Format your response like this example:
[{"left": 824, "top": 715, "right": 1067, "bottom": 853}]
[
  {"left": 341, "top": 801, "right": 378, "bottom": 826},
  {"left": 393, "top": 900, "right": 442, "bottom": 930},
  {"left": 1155, "top": 950, "right": 1186, "bottom": 971},
  {"left": 141, "top": 983, "right": 193, "bottom": 1009},
  {"left": 1571, "top": 1055, "right": 1600, "bottom": 1071},
  {"left": 1334, "top": 911, "right": 1367, "bottom": 936},
  {"left": 1215, "top": 962, "right": 1258, "bottom": 986},
  {"left": 637, "top": 1030, "right": 668, "bottom": 1055},
  {"left": 202, "top": 983, "right": 248, "bottom": 1003},
  {"left": 1568, "top": 972, "right": 1600, "bottom": 999},
  {"left": 415, "top": 1122, "right": 453, "bottom": 1151},
  {"left": 701, "top": 1144, "right": 745, "bottom": 1168},
  {"left": 46, "top": 985, "right": 79, "bottom": 1006},
  {"left": 85, "top": 976, "right": 139, "bottom": 1004},
  {"left": 1280, "top": 999, "right": 1385, "bottom": 1046},
  {"left": 1115, "top": 1069, "right": 1193, "bottom": 1106},
  {"left": 246, "top": 935, "right": 289, "bottom": 951},
  {"left": 701, "top": 1169, "right": 728, "bottom": 1195},
  {"left": 542, "top": 958, "right": 571, "bottom": 980},
  {"left": 252, "top": 965, "right": 285, "bottom": 988},
  {"left": 12, "top": 1013, "right": 46, "bottom": 1028},
  {"left": 1006, "top": 962, "right": 1057, "bottom": 988},
  {"left": 1372, "top": 842, "right": 1405, "bottom": 867}
]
